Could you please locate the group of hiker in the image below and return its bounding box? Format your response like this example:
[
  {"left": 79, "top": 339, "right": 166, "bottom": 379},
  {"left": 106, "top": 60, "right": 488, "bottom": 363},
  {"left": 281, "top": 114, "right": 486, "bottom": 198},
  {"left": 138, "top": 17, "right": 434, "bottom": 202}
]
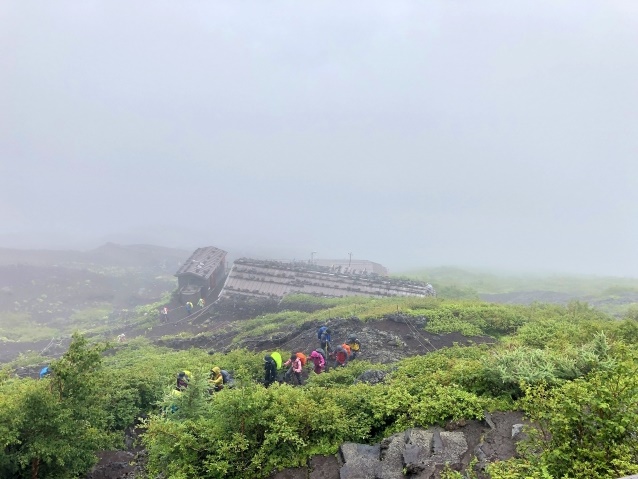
[
  {"left": 263, "top": 326, "right": 362, "bottom": 387},
  {"left": 160, "top": 297, "right": 206, "bottom": 322},
  {"left": 172, "top": 365, "right": 234, "bottom": 396},
  {"left": 168, "top": 325, "right": 361, "bottom": 413},
  {"left": 185, "top": 299, "right": 205, "bottom": 315}
]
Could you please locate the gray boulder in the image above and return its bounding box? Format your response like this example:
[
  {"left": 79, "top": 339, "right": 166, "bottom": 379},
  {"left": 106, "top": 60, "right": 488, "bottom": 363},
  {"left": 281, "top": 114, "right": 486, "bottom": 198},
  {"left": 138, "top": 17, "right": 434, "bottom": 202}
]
[
  {"left": 339, "top": 428, "right": 468, "bottom": 479},
  {"left": 339, "top": 443, "right": 381, "bottom": 479},
  {"left": 354, "top": 370, "right": 387, "bottom": 385}
]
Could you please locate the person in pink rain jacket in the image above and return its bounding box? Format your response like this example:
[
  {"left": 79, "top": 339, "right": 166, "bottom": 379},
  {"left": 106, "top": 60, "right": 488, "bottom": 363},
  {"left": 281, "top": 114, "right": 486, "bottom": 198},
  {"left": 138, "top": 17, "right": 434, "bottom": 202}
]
[
  {"left": 283, "top": 354, "right": 303, "bottom": 385},
  {"left": 309, "top": 350, "right": 325, "bottom": 374}
]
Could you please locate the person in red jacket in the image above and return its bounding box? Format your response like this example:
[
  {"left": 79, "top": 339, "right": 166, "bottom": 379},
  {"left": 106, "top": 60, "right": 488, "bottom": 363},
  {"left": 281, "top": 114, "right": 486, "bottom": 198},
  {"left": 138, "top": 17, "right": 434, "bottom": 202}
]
[{"left": 333, "top": 345, "right": 349, "bottom": 368}]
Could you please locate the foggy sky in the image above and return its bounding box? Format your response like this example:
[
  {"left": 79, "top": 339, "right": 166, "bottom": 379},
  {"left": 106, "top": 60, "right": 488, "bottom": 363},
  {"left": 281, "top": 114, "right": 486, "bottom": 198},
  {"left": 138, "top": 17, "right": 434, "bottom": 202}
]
[{"left": 1, "top": 1, "right": 637, "bottom": 276}]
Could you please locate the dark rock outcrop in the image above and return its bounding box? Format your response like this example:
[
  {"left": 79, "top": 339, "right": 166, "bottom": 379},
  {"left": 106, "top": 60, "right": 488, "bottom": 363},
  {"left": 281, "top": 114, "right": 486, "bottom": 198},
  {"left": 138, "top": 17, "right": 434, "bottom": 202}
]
[
  {"left": 340, "top": 428, "right": 469, "bottom": 479},
  {"left": 354, "top": 369, "right": 387, "bottom": 384}
]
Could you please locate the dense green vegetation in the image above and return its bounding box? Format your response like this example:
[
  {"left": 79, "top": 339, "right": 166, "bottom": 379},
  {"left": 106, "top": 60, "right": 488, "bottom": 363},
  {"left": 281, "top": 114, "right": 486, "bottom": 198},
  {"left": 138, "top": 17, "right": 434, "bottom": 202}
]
[{"left": 2, "top": 296, "right": 638, "bottom": 478}]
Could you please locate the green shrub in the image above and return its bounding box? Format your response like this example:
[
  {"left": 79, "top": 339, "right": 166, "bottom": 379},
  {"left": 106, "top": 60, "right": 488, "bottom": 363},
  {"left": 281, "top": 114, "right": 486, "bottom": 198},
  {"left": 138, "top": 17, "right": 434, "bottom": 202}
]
[{"left": 515, "top": 352, "right": 638, "bottom": 479}]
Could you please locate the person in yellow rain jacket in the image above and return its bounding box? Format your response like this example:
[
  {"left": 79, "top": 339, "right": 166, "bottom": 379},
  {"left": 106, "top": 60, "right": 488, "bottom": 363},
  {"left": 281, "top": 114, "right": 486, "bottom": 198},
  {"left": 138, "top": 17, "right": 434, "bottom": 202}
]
[
  {"left": 209, "top": 366, "right": 224, "bottom": 392},
  {"left": 346, "top": 335, "right": 361, "bottom": 359}
]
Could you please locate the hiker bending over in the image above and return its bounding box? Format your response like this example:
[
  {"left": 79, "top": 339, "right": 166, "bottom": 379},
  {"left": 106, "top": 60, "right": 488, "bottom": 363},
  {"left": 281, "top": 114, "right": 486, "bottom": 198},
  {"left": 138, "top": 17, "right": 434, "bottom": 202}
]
[
  {"left": 309, "top": 350, "right": 325, "bottom": 374},
  {"left": 169, "top": 371, "right": 191, "bottom": 413},
  {"left": 341, "top": 343, "right": 352, "bottom": 360},
  {"left": 346, "top": 335, "right": 361, "bottom": 359},
  {"left": 176, "top": 370, "right": 191, "bottom": 391},
  {"left": 315, "top": 347, "right": 328, "bottom": 372},
  {"left": 209, "top": 366, "right": 224, "bottom": 392},
  {"left": 283, "top": 354, "right": 303, "bottom": 385},
  {"left": 333, "top": 346, "right": 349, "bottom": 368}
]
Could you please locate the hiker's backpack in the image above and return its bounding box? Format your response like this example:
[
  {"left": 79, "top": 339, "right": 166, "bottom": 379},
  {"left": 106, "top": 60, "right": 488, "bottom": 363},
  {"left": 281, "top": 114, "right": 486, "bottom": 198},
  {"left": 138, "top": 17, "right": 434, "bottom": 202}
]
[
  {"left": 296, "top": 352, "right": 307, "bottom": 367},
  {"left": 221, "top": 370, "right": 232, "bottom": 384},
  {"left": 270, "top": 351, "right": 283, "bottom": 369},
  {"left": 315, "top": 348, "right": 326, "bottom": 360}
]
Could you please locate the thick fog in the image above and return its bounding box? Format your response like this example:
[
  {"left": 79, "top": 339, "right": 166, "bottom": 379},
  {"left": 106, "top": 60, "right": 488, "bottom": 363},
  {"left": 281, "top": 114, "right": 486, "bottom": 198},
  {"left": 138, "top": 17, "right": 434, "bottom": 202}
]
[{"left": 1, "top": 1, "right": 636, "bottom": 275}]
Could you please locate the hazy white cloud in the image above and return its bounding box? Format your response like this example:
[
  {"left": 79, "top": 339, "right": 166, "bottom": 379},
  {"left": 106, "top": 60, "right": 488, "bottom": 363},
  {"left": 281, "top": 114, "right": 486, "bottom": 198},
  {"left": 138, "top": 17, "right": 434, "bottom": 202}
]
[{"left": 1, "top": 0, "right": 637, "bottom": 275}]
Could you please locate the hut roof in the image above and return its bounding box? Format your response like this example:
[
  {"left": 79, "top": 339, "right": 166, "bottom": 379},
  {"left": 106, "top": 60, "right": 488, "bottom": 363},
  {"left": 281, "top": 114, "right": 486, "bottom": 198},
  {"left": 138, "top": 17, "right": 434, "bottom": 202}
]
[
  {"left": 175, "top": 246, "right": 226, "bottom": 280},
  {"left": 219, "top": 258, "right": 433, "bottom": 300}
]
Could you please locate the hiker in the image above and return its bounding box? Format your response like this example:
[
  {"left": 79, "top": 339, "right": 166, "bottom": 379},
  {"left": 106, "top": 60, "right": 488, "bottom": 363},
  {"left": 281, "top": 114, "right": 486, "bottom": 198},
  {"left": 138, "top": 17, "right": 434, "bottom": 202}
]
[
  {"left": 346, "top": 335, "right": 361, "bottom": 359},
  {"left": 161, "top": 306, "right": 169, "bottom": 322},
  {"left": 209, "top": 366, "right": 233, "bottom": 392},
  {"left": 176, "top": 370, "right": 191, "bottom": 391},
  {"left": 317, "top": 326, "right": 332, "bottom": 354},
  {"left": 39, "top": 366, "right": 50, "bottom": 379},
  {"left": 185, "top": 301, "right": 193, "bottom": 314},
  {"left": 197, "top": 298, "right": 205, "bottom": 308},
  {"left": 341, "top": 343, "right": 352, "bottom": 361},
  {"left": 169, "top": 370, "right": 191, "bottom": 414},
  {"left": 314, "top": 347, "right": 328, "bottom": 372},
  {"left": 283, "top": 353, "right": 303, "bottom": 386},
  {"left": 315, "top": 347, "right": 327, "bottom": 363},
  {"left": 333, "top": 345, "right": 349, "bottom": 368},
  {"left": 209, "top": 367, "right": 223, "bottom": 391},
  {"left": 117, "top": 333, "right": 126, "bottom": 343},
  {"left": 426, "top": 283, "right": 435, "bottom": 296},
  {"left": 309, "top": 350, "right": 325, "bottom": 374},
  {"left": 295, "top": 351, "right": 307, "bottom": 368},
  {"left": 264, "top": 355, "right": 278, "bottom": 387}
]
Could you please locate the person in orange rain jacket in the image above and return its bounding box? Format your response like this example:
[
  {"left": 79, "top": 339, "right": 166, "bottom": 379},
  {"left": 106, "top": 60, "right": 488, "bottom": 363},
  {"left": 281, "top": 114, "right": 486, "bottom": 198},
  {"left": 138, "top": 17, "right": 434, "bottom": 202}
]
[{"left": 341, "top": 343, "right": 352, "bottom": 359}]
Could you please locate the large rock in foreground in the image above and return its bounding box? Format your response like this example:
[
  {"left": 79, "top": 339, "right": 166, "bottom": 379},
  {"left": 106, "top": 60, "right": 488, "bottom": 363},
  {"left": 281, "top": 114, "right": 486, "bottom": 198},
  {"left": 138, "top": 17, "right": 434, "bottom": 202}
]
[
  {"left": 270, "top": 411, "right": 527, "bottom": 479},
  {"left": 340, "top": 428, "right": 468, "bottom": 479}
]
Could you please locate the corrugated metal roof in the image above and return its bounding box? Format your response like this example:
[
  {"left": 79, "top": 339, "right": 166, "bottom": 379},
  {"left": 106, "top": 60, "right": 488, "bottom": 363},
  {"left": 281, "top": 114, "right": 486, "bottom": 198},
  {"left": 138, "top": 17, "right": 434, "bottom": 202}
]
[
  {"left": 219, "top": 258, "right": 434, "bottom": 300},
  {"left": 311, "top": 259, "right": 388, "bottom": 275},
  {"left": 175, "top": 246, "right": 227, "bottom": 280}
]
